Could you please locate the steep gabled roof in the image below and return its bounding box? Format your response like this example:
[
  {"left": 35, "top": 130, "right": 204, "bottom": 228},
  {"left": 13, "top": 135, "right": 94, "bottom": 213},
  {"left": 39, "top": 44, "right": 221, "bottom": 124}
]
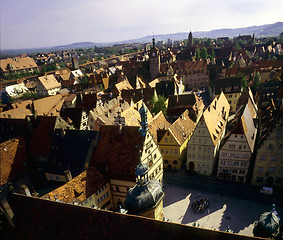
[
  {"left": 46, "top": 129, "right": 99, "bottom": 177},
  {"left": 214, "top": 77, "right": 242, "bottom": 95},
  {"left": 0, "top": 107, "right": 32, "bottom": 119},
  {"left": 42, "top": 167, "right": 107, "bottom": 204},
  {"left": 121, "top": 88, "right": 154, "bottom": 105},
  {"left": 148, "top": 111, "right": 171, "bottom": 143},
  {"left": 203, "top": 93, "right": 230, "bottom": 146},
  {"left": 167, "top": 93, "right": 204, "bottom": 117},
  {"left": 241, "top": 105, "right": 257, "bottom": 152},
  {"left": 0, "top": 56, "right": 38, "bottom": 73},
  {"left": 121, "top": 100, "right": 153, "bottom": 126},
  {"left": 168, "top": 110, "right": 196, "bottom": 146},
  {"left": 115, "top": 77, "right": 134, "bottom": 94},
  {"left": 91, "top": 125, "right": 145, "bottom": 182},
  {"left": 55, "top": 68, "right": 71, "bottom": 81},
  {"left": 236, "top": 87, "right": 258, "bottom": 117},
  {"left": 33, "top": 94, "right": 64, "bottom": 116},
  {"left": 29, "top": 116, "right": 57, "bottom": 157},
  {"left": 38, "top": 74, "right": 61, "bottom": 91},
  {"left": 226, "top": 98, "right": 258, "bottom": 152},
  {"left": 0, "top": 137, "right": 28, "bottom": 185},
  {"left": 0, "top": 117, "right": 32, "bottom": 143}
]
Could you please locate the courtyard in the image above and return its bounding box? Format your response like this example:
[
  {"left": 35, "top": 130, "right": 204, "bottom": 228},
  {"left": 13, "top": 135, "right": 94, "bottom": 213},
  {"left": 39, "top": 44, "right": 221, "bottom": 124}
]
[{"left": 163, "top": 184, "right": 282, "bottom": 237}]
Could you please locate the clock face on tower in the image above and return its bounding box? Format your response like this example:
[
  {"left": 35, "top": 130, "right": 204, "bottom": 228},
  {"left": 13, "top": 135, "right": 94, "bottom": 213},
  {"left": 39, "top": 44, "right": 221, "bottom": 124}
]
[{"left": 152, "top": 52, "right": 156, "bottom": 57}]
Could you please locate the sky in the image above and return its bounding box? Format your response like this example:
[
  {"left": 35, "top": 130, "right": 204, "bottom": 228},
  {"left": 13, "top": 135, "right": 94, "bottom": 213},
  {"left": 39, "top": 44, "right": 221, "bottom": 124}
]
[{"left": 1, "top": 0, "right": 283, "bottom": 50}]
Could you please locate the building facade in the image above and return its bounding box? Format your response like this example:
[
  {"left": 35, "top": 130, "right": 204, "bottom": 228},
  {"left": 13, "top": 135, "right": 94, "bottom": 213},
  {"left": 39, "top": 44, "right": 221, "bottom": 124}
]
[
  {"left": 251, "top": 117, "right": 283, "bottom": 188},
  {"left": 159, "top": 110, "right": 197, "bottom": 170},
  {"left": 217, "top": 100, "right": 258, "bottom": 183},
  {"left": 36, "top": 74, "right": 61, "bottom": 96},
  {"left": 186, "top": 93, "right": 230, "bottom": 176}
]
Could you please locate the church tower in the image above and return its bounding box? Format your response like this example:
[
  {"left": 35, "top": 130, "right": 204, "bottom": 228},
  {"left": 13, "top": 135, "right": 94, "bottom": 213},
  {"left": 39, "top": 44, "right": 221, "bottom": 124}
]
[
  {"left": 188, "top": 31, "right": 193, "bottom": 47},
  {"left": 149, "top": 38, "right": 160, "bottom": 80}
]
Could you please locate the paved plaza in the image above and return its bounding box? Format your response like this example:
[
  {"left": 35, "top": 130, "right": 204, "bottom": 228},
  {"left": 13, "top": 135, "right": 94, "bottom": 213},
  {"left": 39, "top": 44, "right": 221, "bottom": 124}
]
[{"left": 163, "top": 184, "right": 282, "bottom": 237}]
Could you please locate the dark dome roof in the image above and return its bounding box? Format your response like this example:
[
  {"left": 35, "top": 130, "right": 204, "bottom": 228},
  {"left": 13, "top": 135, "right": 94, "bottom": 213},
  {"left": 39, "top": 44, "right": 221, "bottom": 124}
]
[
  {"left": 124, "top": 180, "right": 164, "bottom": 214},
  {"left": 253, "top": 211, "right": 280, "bottom": 238},
  {"left": 135, "top": 162, "right": 148, "bottom": 176}
]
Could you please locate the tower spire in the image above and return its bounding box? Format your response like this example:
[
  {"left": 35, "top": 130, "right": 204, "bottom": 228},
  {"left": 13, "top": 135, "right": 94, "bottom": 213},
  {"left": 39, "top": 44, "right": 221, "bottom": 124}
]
[
  {"left": 152, "top": 32, "right": 155, "bottom": 48},
  {"left": 139, "top": 102, "right": 148, "bottom": 136}
]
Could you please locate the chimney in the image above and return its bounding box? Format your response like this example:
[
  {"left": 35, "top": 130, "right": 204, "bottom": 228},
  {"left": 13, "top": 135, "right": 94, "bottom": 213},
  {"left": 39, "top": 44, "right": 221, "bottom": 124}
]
[
  {"left": 0, "top": 199, "right": 15, "bottom": 227},
  {"left": 20, "top": 185, "right": 31, "bottom": 196},
  {"left": 64, "top": 170, "right": 72, "bottom": 182}
]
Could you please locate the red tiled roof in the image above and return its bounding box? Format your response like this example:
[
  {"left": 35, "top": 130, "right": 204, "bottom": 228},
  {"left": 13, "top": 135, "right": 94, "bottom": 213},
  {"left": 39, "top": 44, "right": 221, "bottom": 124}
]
[
  {"left": 42, "top": 167, "right": 107, "bottom": 204},
  {"left": 91, "top": 125, "right": 145, "bottom": 181},
  {"left": 29, "top": 116, "right": 56, "bottom": 156},
  {"left": 160, "top": 60, "right": 207, "bottom": 75},
  {"left": 0, "top": 137, "right": 28, "bottom": 185},
  {"left": 148, "top": 111, "right": 171, "bottom": 143}
]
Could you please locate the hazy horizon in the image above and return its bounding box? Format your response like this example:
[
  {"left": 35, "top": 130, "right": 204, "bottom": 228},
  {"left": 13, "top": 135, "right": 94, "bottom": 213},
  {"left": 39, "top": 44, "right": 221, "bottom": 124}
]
[{"left": 1, "top": 0, "right": 283, "bottom": 50}]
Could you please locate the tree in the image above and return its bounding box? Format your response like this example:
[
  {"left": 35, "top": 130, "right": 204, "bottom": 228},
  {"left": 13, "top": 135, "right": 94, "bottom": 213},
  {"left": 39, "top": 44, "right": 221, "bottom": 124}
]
[
  {"left": 81, "top": 76, "right": 88, "bottom": 89},
  {"left": 252, "top": 72, "right": 261, "bottom": 94},
  {"left": 151, "top": 95, "right": 167, "bottom": 116},
  {"left": 235, "top": 42, "right": 242, "bottom": 51},
  {"left": 204, "top": 38, "right": 212, "bottom": 47},
  {"left": 32, "top": 69, "right": 40, "bottom": 75},
  {"left": 209, "top": 49, "right": 215, "bottom": 61},
  {"left": 237, "top": 72, "right": 247, "bottom": 91},
  {"left": 22, "top": 92, "right": 38, "bottom": 100},
  {"left": 195, "top": 48, "right": 200, "bottom": 60},
  {"left": 200, "top": 47, "right": 208, "bottom": 59}
]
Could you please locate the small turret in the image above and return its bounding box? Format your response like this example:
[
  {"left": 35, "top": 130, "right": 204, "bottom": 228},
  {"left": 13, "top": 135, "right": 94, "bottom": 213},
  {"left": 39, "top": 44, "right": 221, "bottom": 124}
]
[{"left": 139, "top": 102, "right": 148, "bottom": 136}]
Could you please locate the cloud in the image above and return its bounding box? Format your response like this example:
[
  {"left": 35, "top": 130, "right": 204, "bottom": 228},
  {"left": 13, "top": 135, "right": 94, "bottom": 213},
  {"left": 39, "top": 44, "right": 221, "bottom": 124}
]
[{"left": 1, "top": 0, "right": 283, "bottom": 49}]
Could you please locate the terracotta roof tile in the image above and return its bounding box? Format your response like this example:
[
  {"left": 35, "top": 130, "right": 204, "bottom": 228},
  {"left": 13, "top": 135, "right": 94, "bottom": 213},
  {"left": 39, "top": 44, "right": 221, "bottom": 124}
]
[
  {"left": 91, "top": 125, "right": 145, "bottom": 181},
  {"left": 0, "top": 137, "right": 28, "bottom": 185},
  {"left": 121, "top": 100, "right": 153, "bottom": 126},
  {"left": 203, "top": 93, "right": 230, "bottom": 146},
  {"left": 38, "top": 74, "right": 61, "bottom": 91},
  {"left": 0, "top": 57, "right": 38, "bottom": 73},
  {"left": 33, "top": 94, "right": 64, "bottom": 116},
  {"left": 0, "top": 118, "right": 31, "bottom": 143},
  {"left": 148, "top": 111, "right": 171, "bottom": 143},
  {"left": 29, "top": 116, "right": 57, "bottom": 157},
  {"left": 169, "top": 110, "right": 196, "bottom": 145},
  {"left": 42, "top": 167, "right": 107, "bottom": 204},
  {"left": 0, "top": 107, "right": 32, "bottom": 119},
  {"left": 167, "top": 93, "right": 204, "bottom": 118}
]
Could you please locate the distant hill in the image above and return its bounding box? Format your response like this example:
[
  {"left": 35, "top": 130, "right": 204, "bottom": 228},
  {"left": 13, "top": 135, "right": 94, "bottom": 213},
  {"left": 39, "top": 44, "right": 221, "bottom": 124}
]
[
  {"left": 2, "top": 22, "right": 283, "bottom": 55},
  {"left": 52, "top": 42, "right": 105, "bottom": 50},
  {"left": 123, "top": 22, "right": 283, "bottom": 44}
]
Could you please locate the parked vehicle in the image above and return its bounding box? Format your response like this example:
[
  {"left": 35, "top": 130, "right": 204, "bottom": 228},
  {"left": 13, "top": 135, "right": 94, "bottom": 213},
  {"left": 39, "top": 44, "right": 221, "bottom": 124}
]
[{"left": 260, "top": 186, "right": 273, "bottom": 195}]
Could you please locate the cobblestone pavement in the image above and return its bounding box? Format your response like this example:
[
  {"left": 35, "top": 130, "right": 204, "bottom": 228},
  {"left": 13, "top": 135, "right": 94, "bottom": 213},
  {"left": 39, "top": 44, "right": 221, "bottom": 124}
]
[{"left": 163, "top": 184, "right": 283, "bottom": 237}]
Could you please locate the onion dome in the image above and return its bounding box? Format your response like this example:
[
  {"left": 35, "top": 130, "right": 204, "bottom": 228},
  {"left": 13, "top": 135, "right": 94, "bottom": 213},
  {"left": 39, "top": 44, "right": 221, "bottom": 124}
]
[
  {"left": 253, "top": 206, "right": 280, "bottom": 238},
  {"left": 124, "top": 179, "right": 164, "bottom": 215}
]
